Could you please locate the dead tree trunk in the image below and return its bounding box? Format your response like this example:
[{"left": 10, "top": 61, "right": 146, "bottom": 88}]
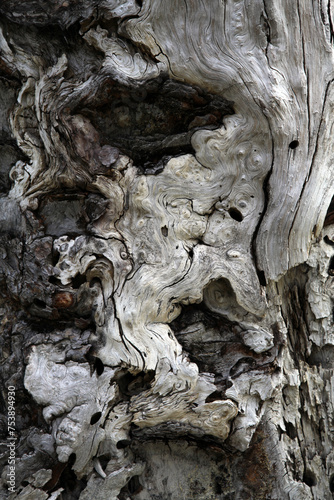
[{"left": 0, "top": 1, "right": 334, "bottom": 499}]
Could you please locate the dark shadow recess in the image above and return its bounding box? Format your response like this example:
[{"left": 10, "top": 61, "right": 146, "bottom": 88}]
[{"left": 78, "top": 77, "right": 234, "bottom": 171}]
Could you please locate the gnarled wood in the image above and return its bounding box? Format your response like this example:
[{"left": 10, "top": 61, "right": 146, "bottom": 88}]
[{"left": 0, "top": 1, "right": 334, "bottom": 499}]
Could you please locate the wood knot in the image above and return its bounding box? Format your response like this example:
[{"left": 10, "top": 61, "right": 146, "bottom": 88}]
[{"left": 53, "top": 292, "right": 74, "bottom": 309}]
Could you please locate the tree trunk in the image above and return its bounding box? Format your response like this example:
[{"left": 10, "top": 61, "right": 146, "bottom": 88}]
[{"left": 0, "top": 1, "right": 334, "bottom": 499}]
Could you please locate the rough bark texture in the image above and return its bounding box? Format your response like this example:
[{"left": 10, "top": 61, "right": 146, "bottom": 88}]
[{"left": 0, "top": 1, "right": 334, "bottom": 499}]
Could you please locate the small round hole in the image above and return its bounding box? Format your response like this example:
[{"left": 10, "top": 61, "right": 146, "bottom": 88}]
[
  {"left": 90, "top": 411, "right": 102, "bottom": 425},
  {"left": 116, "top": 439, "right": 131, "bottom": 449},
  {"left": 228, "top": 207, "right": 243, "bottom": 222},
  {"left": 289, "top": 140, "right": 299, "bottom": 149}
]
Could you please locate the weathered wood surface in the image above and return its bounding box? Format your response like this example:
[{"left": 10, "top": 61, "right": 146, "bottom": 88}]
[{"left": 0, "top": 1, "right": 334, "bottom": 499}]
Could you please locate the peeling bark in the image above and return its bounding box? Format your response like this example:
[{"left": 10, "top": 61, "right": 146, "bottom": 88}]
[{"left": 0, "top": 1, "right": 334, "bottom": 499}]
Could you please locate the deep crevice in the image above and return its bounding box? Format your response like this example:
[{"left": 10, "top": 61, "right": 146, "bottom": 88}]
[
  {"left": 329, "top": 473, "right": 334, "bottom": 492},
  {"left": 324, "top": 235, "right": 334, "bottom": 246},
  {"left": 116, "top": 370, "right": 155, "bottom": 397},
  {"left": 303, "top": 469, "right": 317, "bottom": 487},
  {"left": 257, "top": 270, "right": 267, "bottom": 286},
  {"left": 283, "top": 418, "right": 297, "bottom": 440},
  {"left": 44, "top": 453, "right": 87, "bottom": 496},
  {"left": 328, "top": 255, "right": 334, "bottom": 276},
  {"left": 78, "top": 77, "right": 234, "bottom": 171},
  {"left": 251, "top": 118, "right": 274, "bottom": 286},
  {"left": 127, "top": 475, "right": 142, "bottom": 495},
  {"left": 205, "top": 391, "right": 223, "bottom": 403},
  {"left": 324, "top": 195, "right": 334, "bottom": 227},
  {"left": 94, "top": 357, "right": 105, "bottom": 376},
  {"left": 33, "top": 298, "right": 47, "bottom": 309},
  {"left": 49, "top": 275, "right": 62, "bottom": 285},
  {"left": 71, "top": 273, "right": 87, "bottom": 289}
]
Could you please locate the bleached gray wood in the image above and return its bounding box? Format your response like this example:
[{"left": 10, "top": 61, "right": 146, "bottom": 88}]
[{"left": 0, "top": 1, "right": 334, "bottom": 499}]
